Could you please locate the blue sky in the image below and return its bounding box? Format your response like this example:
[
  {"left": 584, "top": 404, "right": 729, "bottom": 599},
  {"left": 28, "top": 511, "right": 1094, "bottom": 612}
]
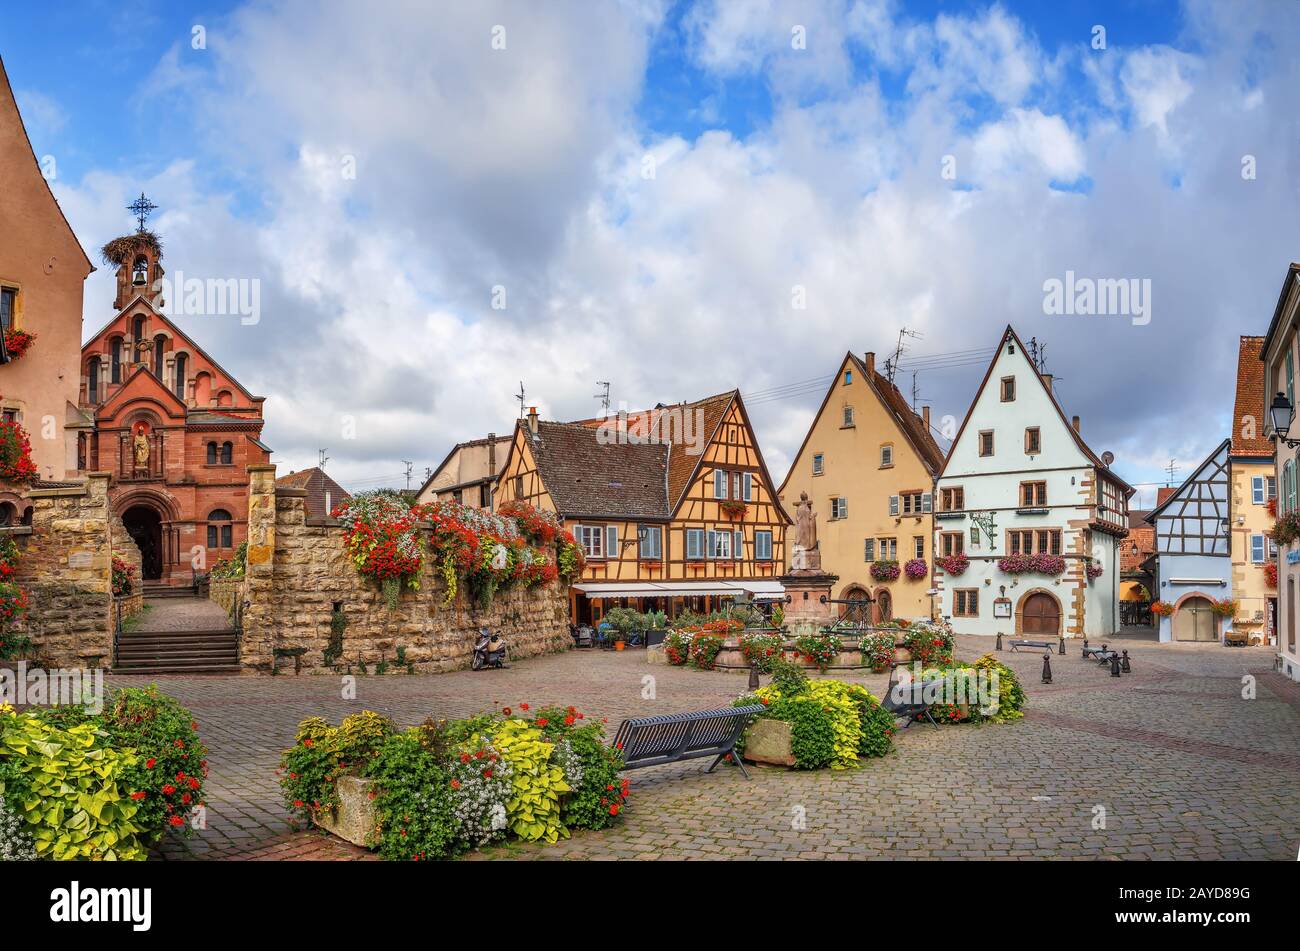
[{"left": 1, "top": 1, "right": 1296, "bottom": 502}]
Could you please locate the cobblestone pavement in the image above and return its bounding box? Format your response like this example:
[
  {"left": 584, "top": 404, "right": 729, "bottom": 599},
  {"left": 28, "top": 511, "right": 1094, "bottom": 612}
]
[
  {"left": 133, "top": 597, "right": 234, "bottom": 633},
  {"left": 132, "top": 635, "right": 1300, "bottom": 861}
]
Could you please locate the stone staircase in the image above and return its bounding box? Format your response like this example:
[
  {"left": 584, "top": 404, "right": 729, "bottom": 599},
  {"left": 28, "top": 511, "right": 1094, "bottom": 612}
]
[
  {"left": 141, "top": 581, "right": 196, "bottom": 600},
  {"left": 114, "top": 628, "right": 241, "bottom": 674}
]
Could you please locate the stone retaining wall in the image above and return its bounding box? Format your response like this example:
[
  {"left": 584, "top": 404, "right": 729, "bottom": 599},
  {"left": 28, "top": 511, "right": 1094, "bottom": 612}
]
[
  {"left": 238, "top": 465, "right": 571, "bottom": 674},
  {"left": 208, "top": 577, "right": 244, "bottom": 614}
]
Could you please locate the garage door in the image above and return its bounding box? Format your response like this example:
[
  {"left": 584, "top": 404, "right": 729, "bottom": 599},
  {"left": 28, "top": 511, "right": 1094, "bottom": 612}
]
[{"left": 1173, "top": 597, "right": 1217, "bottom": 642}]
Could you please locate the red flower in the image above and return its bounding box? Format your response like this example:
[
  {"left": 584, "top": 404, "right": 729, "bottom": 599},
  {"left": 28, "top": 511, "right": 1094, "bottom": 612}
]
[
  {"left": 145, "top": 758, "right": 156, "bottom": 769},
  {"left": 483, "top": 769, "right": 493, "bottom": 778},
  {"left": 294, "top": 799, "right": 304, "bottom": 808},
  {"left": 169, "top": 815, "right": 185, "bottom": 827},
  {"left": 189, "top": 778, "right": 200, "bottom": 790},
  {"left": 520, "top": 703, "right": 529, "bottom": 711},
  {"left": 450, "top": 779, "right": 461, "bottom": 790},
  {"left": 162, "top": 783, "right": 177, "bottom": 795},
  {"left": 181, "top": 793, "right": 192, "bottom": 804},
  {"left": 130, "top": 791, "right": 147, "bottom": 801},
  {"left": 502, "top": 707, "right": 512, "bottom": 716},
  {"left": 609, "top": 805, "right": 620, "bottom": 816},
  {"left": 460, "top": 753, "right": 471, "bottom": 763},
  {"left": 563, "top": 715, "right": 575, "bottom": 726},
  {"left": 173, "top": 739, "right": 184, "bottom": 748},
  {"left": 536, "top": 718, "right": 548, "bottom": 726}
]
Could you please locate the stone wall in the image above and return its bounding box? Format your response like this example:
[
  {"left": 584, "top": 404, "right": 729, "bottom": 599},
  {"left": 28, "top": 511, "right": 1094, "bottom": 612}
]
[
  {"left": 5, "top": 473, "right": 115, "bottom": 667},
  {"left": 109, "top": 510, "right": 144, "bottom": 621},
  {"left": 208, "top": 576, "right": 244, "bottom": 614},
  {"left": 239, "top": 466, "right": 571, "bottom": 674}
]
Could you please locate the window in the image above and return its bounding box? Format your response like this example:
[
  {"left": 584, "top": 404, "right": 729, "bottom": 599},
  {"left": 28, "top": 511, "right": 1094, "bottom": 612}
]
[
  {"left": 708, "top": 529, "right": 732, "bottom": 559},
  {"left": 1251, "top": 534, "right": 1266, "bottom": 564},
  {"left": 111, "top": 338, "right": 122, "bottom": 383},
  {"left": 639, "top": 525, "right": 662, "bottom": 560},
  {"left": 174, "top": 352, "right": 187, "bottom": 399},
  {"left": 133, "top": 315, "right": 146, "bottom": 341},
  {"left": 899, "top": 491, "right": 930, "bottom": 515},
  {"left": 207, "top": 509, "right": 233, "bottom": 549},
  {"left": 1021, "top": 481, "right": 1047, "bottom": 506},
  {"left": 940, "top": 486, "right": 964, "bottom": 511},
  {"left": 842, "top": 406, "right": 855, "bottom": 427},
  {"left": 88, "top": 358, "right": 100, "bottom": 404},
  {"left": 1008, "top": 529, "right": 1061, "bottom": 555},
  {"left": 940, "top": 532, "right": 964, "bottom": 556},
  {"left": 843, "top": 369, "right": 852, "bottom": 385},
  {"left": 979, "top": 431, "right": 994, "bottom": 456},
  {"left": 879, "top": 444, "right": 893, "bottom": 467},
  {"left": 206, "top": 442, "right": 217, "bottom": 465},
  {"left": 954, "top": 589, "right": 979, "bottom": 617},
  {"left": 863, "top": 538, "right": 875, "bottom": 561},
  {"left": 686, "top": 528, "right": 705, "bottom": 560},
  {"left": 877, "top": 537, "right": 897, "bottom": 560},
  {"left": 0, "top": 287, "right": 14, "bottom": 333},
  {"left": 1253, "top": 476, "right": 1277, "bottom": 504},
  {"left": 577, "top": 525, "right": 605, "bottom": 558},
  {"left": 831, "top": 497, "right": 847, "bottom": 519},
  {"left": 733, "top": 471, "right": 753, "bottom": 502},
  {"left": 1269, "top": 475, "right": 1278, "bottom": 500},
  {"left": 514, "top": 474, "right": 524, "bottom": 498},
  {"left": 812, "top": 453, "right": 824, "bottom": 475},
  {"left": 755, "top": 530, "right": 773, "bottom": 561},
  {"left": 913, "top": 536, "right": 925, "bottom": 559},
  {"left": 1025, "top": 427, "right": 1041, "bottom": 454},
  {"left": 713, "top": 469, "right": 728, "bottom": 499},
  {"left": 221, "top": 441, "right": 233, "bottom": 465},
  {"left": 154, "top": 335, "right": 165, "bottom": 378}
]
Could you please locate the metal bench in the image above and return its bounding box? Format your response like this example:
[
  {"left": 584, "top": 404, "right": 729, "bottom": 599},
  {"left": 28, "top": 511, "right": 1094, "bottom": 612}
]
[
  {"left": 1009, "top": 639, "right": 1054, "bottom": 653},
  {"left": 612, "top": 705, "right": 765, "bottom": 779},
  {"left": 1081, "top": 640, "right": 1109, "bottom": 660}
]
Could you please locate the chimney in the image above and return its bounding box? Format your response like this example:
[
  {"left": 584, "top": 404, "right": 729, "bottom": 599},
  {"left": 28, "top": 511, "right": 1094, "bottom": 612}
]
[
  {"left": 1071, "top": 415, "right": 1080, "bottom": 433},
  {"left": 864, "top": 352, "right": 875, "bottom": 375},
  {"left": 487, "top": 432, "right": 497, "bottom": 473},
  {"left": 527, "top": 406, "right": 539, "bottom": 438},
  {"left": 922, "top": 405, "right": 931, "bottom": 428},
  {"left": 1041, "top": 373, "right": 1053, "bottom": 392}
]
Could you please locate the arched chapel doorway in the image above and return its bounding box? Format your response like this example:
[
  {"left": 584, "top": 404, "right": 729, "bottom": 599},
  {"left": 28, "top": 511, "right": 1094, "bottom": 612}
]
[{"left": 123, "top": 504, "right": 164, "bottom": 580}]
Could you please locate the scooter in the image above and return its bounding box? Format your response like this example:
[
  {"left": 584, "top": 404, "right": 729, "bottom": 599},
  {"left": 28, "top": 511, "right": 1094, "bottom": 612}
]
[{"left": 471, "top": 627, "right": 508, "bottom": 670}]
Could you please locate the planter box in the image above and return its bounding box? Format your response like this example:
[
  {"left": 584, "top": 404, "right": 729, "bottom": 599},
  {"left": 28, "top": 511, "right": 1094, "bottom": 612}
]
[
  {"left": 742, "top": 718, "right": 795, "bottom": 767},
  {"left": 313, "top": 775, "right": 377, "bottom": 847}
]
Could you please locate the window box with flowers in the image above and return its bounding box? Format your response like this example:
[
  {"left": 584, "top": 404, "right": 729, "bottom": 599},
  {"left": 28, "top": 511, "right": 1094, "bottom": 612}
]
[
  {"left": 903, "top": 558, "right": 928, "bottom": 580},
  {"left": 2, "top": 329, "right": 35, "bottom": 362},
  {"left": 996, "top": 553, "right": 1066, "bottom": 576},
  {"left": 1209, "top": 597, "right": 1237, "bottom": 619},
  {"left": 869, "top": 560, "right": 900, "bottom": 582},
  {"left": 1150, "top": 600, "right": 1175, "bottom": 618},
  {"left": 719, "top": 500, "right": 748, "bottom": 520},
  {"left": 1264, "top": 562, "right": 1278, "bottom": 588},
  {"left": 935, "top": 553, "right": 969, "bottom": 576},
  {"left": 1085, "top": 561, "right": 1103, "bottom": 582}
]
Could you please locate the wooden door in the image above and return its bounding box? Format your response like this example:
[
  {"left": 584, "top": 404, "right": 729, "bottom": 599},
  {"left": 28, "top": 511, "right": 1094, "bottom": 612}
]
[
  {"left": 875, "top": 590, "right": 892, "bottom": 622},
  {"left": 1174, "top": 597, "right": 1217, "bottom": 642},
  {"left": 1021, "top": 592, "right": 1060, "bottom": 635}
]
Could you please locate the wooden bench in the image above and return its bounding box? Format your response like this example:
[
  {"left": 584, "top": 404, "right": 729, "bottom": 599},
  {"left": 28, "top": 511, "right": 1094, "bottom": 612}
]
[
  {"left": 1009, "top": 639, "right": 1054, "bottom": 653},
  {"left": 612, "top": 705, "right": 765, "bottom": 779}
]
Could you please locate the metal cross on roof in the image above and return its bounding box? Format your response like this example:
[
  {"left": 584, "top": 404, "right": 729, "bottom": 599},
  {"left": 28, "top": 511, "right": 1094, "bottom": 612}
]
[{"left": 127, "top": 192, "right": 158, "bottom": 232}]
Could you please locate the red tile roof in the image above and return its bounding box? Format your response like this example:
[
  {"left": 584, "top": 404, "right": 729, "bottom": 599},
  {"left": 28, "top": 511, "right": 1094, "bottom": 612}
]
[
  {"left": 1231, "top": 335, "right": 1274, "bottom": 457},
  {"left": 1120, "top": 525, "right": 1155, "bottom": 573},
  {"left": 276, "top": 467, "right": 351, "bottom": 518}
]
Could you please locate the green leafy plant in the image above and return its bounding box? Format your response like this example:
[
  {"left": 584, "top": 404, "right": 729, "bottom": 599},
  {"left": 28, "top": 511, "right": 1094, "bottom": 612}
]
[
  {"left": 491, "top": 718, "right": 569, "bottom": 843},
  {"left": 363, "top": 730, "right": 458, "bottom": 860}
]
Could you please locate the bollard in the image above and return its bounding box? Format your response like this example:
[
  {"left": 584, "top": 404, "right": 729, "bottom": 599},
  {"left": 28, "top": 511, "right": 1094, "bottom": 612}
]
[
  {"left": 748, "top": 660, "right": 760, "bottom": 691},
  {"left": 1110, "top": 653, "right": 1122, "bottom": 677},
  {"left": 1058, "top": 635, "right": 1065, "bottom": 655},
  {"left": 1081, "top": 638, "right": 1089, "bottom": 658},
  {"left": 1121, "top": 650, "right": 1131, "bottom": 673},
  {"left": 996, "top": 632, "right": 1003, "bottom": 651},
  {"left": 1041, "top": 653, "right": 1053, "bottom": 684}
]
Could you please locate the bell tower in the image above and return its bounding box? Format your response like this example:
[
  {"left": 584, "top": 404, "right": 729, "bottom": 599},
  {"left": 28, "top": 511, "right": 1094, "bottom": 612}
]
[{"left": 106, "top": 193, "right": 166, "bottom": 311}]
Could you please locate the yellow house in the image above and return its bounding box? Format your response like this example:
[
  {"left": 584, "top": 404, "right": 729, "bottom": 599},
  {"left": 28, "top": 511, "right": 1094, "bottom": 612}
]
[
  {"left": 495, "top": 392, "right": 791, "bottom": 624},
  {"left": 1229, "top": 335, "right": 1277, "bottom": 645},
  {"left": 777, "top": 352, "right": 946, "bottom": 621}
]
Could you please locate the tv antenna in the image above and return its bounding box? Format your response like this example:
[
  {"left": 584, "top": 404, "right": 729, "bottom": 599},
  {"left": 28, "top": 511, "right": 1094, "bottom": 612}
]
[
  {"left": 595, "top": 381, "right": 611, "bottom": 416},
  {"left": 1164, "top": 459, "right": 1179, "bottom": 485},
  {"left": 402, "top": 460, "right": 413, "bottom": 490},
  {"left": 515, "top": 382, "right": 526, "bottom": 419},
  {"left": 886, "top": 328, "right": 921, "bottom": 384},
  {"left": 317, "top": 448, "right": 329, "bottom": 469}
]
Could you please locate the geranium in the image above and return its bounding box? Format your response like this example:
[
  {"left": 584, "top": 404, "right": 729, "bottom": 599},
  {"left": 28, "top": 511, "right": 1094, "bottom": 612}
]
[
  {"left": 869, "top": 560, "right": 900, "bottom": 581},
  {"left": 997, "top": 553, "right": 1066, "bottom": 575},
  {"left": 793, "top": 633, "right": 841, "bottom": 671},
  {"left": 738, "top": 631, "right": 783, "bottom": 672},
  {"left": 112, "top": 556, "right": 136, "bottom": 597},
  {"left": 935, "top": 553, "right": 969, "bottom": 575},
  {"left": 2, "top": 329, "right": 35, "bottom": 362},
  {"left": 333, "top": 491, "right": 424, "bottom": 608},
  {"left": 903, "top": 558, "right": 928, "bottom": 580},
  {"left": 1085, "top": 561, "right": 1103, "bottom": 581},
  {"left": 1264, "top": 562, "right": 1278, "bottom": 588},
  {"left": 860, "top": 632, "right": 896, "bottom": 669},
  {"left": 1150, "top": 600, "right": 1175, "bottom": 617},
  {"left": 901, "top": 619, "right": 955, "bottom": 666},
  {"left": 496, "top": 499, "right": 560, "bottom": 545},
  {"left": 0, "top": 418, "right": 38, "bottom": 485}
]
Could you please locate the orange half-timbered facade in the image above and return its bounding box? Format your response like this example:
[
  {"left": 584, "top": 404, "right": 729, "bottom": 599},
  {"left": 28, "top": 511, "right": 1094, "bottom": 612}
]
[{"left": 496, "top": 391, "right": 791, "bottom": 624}]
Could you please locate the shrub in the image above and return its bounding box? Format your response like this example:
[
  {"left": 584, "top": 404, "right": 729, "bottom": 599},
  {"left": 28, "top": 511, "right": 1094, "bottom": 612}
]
[
  {"left": 902, "top": 620, "right": 954, "bottom": 666},
  {"left": 793, "top": 632, "right": 841, "bottom": 671},
  {"left": 662, "top": 629, "right": 692, "bottom": 666},
  {"left": 333, "top": 492, "right": 424, "bottom": 608},
  {"left": 688, "top": 632, "right": 726, "bottom": 670},
  {"left": 861, "top": 632, "right": 896, "bottom": 669},
  {"left": 363, "top": 731, "right": 458, "bottom": 861},
  {"left": 532, "top": 711, "right": 627, "bottom": 830},
  {"left": 768, "top": 654, "right": 809, "bottom": 694},
  {"left": 492, "top": 718, "right": 569, "bottom": 844},
  {"left": 111, "top": 556, "right": 136, "bottom": 597},
  {"left": 744, "top": 676, "right": 893, "bottom": 770},
  {"left": 739, "top": 631, "right": 783, "bottom": 672},
  {"left": 0, "top": 420, "right": 37, "bottom": 485},
  {"left": 973, "top": 654, "right": 1026, "bottom": 722}
]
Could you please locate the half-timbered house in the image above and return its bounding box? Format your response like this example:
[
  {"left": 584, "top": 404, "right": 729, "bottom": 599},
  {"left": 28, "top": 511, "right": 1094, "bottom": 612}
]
[
  {"left": 1145, "top": 439, "right": 1232, "bottom": 643},
  {"left": 1227, "top": 336, "right": 1276, "bottom": 646},
  {"left": 494, "top": 392, "right": 791, "bottom": 624},
  {"left": 934, "top": 325, "right": 1132, "bottom": 638}
]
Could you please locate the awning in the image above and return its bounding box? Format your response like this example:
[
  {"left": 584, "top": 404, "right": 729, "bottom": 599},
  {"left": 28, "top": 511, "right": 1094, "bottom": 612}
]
[{"left": 573, "top": 579, "right": 786, "bottom": 600}]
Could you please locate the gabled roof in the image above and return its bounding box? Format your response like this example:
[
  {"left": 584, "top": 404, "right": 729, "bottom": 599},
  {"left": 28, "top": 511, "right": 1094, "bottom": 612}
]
[
  {"left": 1258, "top": 262, "right": 1300, "bottom": 363},
  {"left": 276, "top": 466, "right": 350, "bottom": 518},
  {"left": 1231, "top": 335, "right": 1273, "bottom": 458},
  {"left": 0, "top": 56, "right": 93, "bottom": 274},
  {"left": 94, "top": 364, "right": 188, "bottom": 420},
  {"left": 1145, "top": 438, "right": 1231, "bottom": 523},
  {"left": 416, "top": 433, "right": 511, "bottom": 498},
  {"left": 940, "top": 324, "right": 1135, "bottom": 495},
  {"left": 528, "top": 419, "right": 671, "bottom": 520}
]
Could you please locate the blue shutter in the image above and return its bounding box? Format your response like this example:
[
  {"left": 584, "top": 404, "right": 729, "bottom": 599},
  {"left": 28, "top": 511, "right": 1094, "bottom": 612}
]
[
  {"left": 1251, "top": 534, "right": 1265, "bottom": 563},
  {"left": 734, "top": 530, "right": 744, "bottom": 559},
  {"left": 605, "top": 525, "right": 618, "bottom": 558},
  {"left": 743, "top": 472, "right": 753, "bottom": 501}
]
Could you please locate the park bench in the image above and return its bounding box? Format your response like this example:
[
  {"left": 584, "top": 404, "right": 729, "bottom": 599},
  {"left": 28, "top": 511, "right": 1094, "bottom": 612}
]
[
  {"left": 1081, "top": 640, "right": 1109, "bottom": 660},
  {"left": 880, "top": 665, "right": 940, "bottom": 728},
  {"left": 1009, "top": 639, "right": 1054, "bottom": 653},
  {"left": 612, "top": 705, "right": 765, "bottom": 779}
]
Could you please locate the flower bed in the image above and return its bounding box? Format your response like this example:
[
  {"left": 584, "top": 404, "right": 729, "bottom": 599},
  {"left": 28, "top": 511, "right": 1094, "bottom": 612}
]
[
  {"left": 738, "top": 631, "right": 784, "bottom": 672},
  {"left": 735, "top": 660, "right": 895, "bottom": 769},
  {"left": 792, "top": 632, "right": 841, "bottom": 671},
  {"left": 900, "top": 619, "right": 955, "bottom": 666},
  {"left": 860, "top": 632, "right": 896, "bottom": 670},
  {"left": 996, "top": 553, "right": 1065, "bottom": 575},
  {"left": 869, "top": 560, "right": 900, "bottom": 581},
  {"left": 0, "top": 686, "right": 208, "bottom": 860},
  {"left": 905, "top": 655, "right": 1026, "bottom": 725},
  {"left": 333, "top": 492, "right": 425, "bottom": 608},
  {"left": 112, "top": 556, "right": 136, "bottom": 597},
  {"left": 278, "top": 704, "right": 625, "bottom": 860}
]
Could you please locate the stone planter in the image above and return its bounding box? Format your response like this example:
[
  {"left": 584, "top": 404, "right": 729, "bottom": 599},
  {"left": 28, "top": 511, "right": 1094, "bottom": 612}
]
[
  {"left": 313, "top": 775, "right": 377, "bottom": 847},
  {"left": 741, "top": 718, "right": 795, "bottom": 767}
]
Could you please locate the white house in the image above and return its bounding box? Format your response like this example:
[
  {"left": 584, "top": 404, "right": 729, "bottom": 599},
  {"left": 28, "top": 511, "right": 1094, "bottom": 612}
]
[
  {"left": 1145, "top": 440, "right": 1232, "bottom": 643},
  {"left": 1259, "top": 260, "right": 1300, "bottom": 682},
  {"left": 934, "top": 325, "right": 1132, "bottom": 638}
]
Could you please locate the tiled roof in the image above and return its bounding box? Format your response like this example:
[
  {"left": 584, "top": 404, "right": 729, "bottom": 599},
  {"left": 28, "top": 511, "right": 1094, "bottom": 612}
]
[
  {"left": 859, "top": 359, "right": 946, "bottom": 475},
  {"left": 1120, "top": 525, "right": 1155, "bottom": 573},
  {"left": 530, "top": 421, "right": 671, "bottom": 519},
  {"left": 1231, "top": 335, "right": 1274, "bottom": 457},
  {"left": 1156, "top": 487, "right": 1177, "bottom": 507},
  {"left": 276, "top": 467, "right": 351, "bottom": 518}
]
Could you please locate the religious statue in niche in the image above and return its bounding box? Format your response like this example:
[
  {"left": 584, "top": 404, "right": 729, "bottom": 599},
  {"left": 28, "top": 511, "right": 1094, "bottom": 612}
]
[
  {"left": 790, "top": 491, "right": 822, "bottom": 572},
  {"left": 132, "top": 423, "right": 151, "bottom": 472}
]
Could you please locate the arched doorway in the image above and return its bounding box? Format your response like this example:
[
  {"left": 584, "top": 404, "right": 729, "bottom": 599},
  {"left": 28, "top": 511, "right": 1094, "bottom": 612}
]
[
  {"left": 123, "top": 504, "right": 163, "bottom": 580},
  {"left": 1019, "top": 591, "right": 1061, "bottom": 635},
  {"left": 840, "top": 584, "right": 870, "bottom": 621},
  {"left": 1174, "top": 596, "right": 1218, "bottom": 642},
  {"left": 874, "top": 589, "right": 893, "bottom": 623}
]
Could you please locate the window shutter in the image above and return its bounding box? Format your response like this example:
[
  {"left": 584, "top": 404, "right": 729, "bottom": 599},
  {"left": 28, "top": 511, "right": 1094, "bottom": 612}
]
[
  {"left": 734, "top": 531, "right": 744, "bottom": 558},
  {"left": 864, "top": 538, "right": 874, "bottom": 562},
  {"left": 605, "top": 525, "right": 617, "bottom": 557},
  {"left": 686, "top": 530, "right": 701, "bottom": 560},
  {"left": 1251, "top": 535, "right": 1265, "bottom": 563},
  {"left": 1253, "top": 476, "right": 1264, "bottom": 504},
  {"left": 714, "top": 470, "right": 727, "bottom": 499},
  {"left": 889, "top": 495, "right": 899, "bottom": 516},
  {"left": 706, "top": 530, "right": 716, "bottom": 558},
  {"left": 922, "top": 492, "right": 932, "bottom": 513}
]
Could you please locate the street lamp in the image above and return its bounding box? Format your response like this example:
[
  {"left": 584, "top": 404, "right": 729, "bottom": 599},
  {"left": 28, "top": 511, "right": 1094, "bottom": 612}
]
[{"left": 1271, "top": 392, "right": 1299, "bottom": 448}]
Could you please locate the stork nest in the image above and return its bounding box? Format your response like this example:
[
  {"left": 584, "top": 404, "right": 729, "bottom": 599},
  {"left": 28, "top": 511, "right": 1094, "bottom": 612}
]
[{"left": 100, "top": 231, "right": 163, "bottom": 266}]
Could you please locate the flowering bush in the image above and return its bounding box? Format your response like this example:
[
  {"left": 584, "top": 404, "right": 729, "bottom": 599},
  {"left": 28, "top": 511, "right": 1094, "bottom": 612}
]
[
  {"left": 739, "top": 631, "right": 783, "bottom": 672},
  {"left": 793, "top": 632, "right": 841, "bottom": 671},
  {"left": 2, "top": 329, "right": 35, "bottom": 362},
  {"left": 333, "top": 491, "right": 424, "bottom": 608},
  {"left": 1085, "top": 561, "right": 1103, "bottom": 581},
  {"left": 0, "top": 419, "right": 38, "bottom": 485},
  {"left": 861, "top": 631, "right": 896, "bottom": 670},
  {"left": 901, "top": 619, "right": 955, "bottom": 666},
  {"left": 996, "top": 553, "right": 1065, "bottom": 575},
  {"left": 935, "top": 552, "right": 969, "bottom": 575},
  {"left": 869, "top": 560, "right": 900, "bottom": 581},
  {"left": 210, "top": 541, "right": 246, "bottom": 580},
  {"left": 736, "top": 677, "right": 894, "bottom": 769},
  {"left": 1264, "top": 562, "right": 1278, "bottom": 588},
  {"left": 1150, "top": 600, "right": 1175, "bottom": 617},
  {"left": 496, "top": 499, "right": 559, "bottom": 546},
  {"left": 557, "top": 530, "right": 586, "bottom": 582},
  {"left": 112, "top": 556, "right": 136, "bottom": 597},
  {"left": 422, "top": 499, "right": 557, "bottom": 609},
  {"left": 0, "top": 537, "right": 28, "bottom": 658},
  {"left": 663, "top": 629, "right": 692, "bottom": 665},
  {"left": 688, "top": 632, "right": 727, "bottom": 670},
  {"left": 1272, "top": 511, "right": 1300, "bottom": 546},
  {"left": 1209, "top": 597, "right": 1237, "bottom": 618},
  {"left": 903, "top": 558, "right": 928, "bottom": 580}
]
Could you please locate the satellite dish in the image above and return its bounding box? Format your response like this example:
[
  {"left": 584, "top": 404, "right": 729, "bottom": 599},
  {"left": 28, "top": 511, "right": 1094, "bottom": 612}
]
[{"left": 1102, "top": 451, "right": 1115, "bottom": 466}]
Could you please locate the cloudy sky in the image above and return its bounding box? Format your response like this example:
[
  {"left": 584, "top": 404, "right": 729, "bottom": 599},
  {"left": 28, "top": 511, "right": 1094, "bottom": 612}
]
[{"left": 3, "top": 0, "right": 1297, "bottom": 506}]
